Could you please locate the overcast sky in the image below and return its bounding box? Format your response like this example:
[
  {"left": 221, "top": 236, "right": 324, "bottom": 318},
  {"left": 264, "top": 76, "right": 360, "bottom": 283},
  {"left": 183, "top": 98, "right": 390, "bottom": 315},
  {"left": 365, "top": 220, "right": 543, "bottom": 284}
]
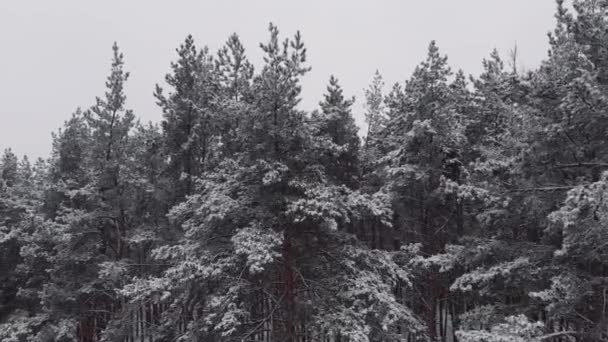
[{"left": 0, "top": 0, "right": 558, "bottom": 159}]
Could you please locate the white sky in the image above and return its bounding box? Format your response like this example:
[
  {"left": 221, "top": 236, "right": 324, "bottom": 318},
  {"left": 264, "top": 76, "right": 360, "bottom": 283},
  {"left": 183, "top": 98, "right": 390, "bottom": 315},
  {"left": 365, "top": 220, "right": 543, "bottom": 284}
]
[{"left": 0, "top": 0, "right": 558, "bottom": 159}]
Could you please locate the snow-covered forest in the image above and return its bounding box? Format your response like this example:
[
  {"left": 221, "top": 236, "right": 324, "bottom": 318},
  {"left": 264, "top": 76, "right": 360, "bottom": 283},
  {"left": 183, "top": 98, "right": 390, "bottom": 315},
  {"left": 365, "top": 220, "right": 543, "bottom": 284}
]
[{"left": 2, "top": 1, "right": 608, "bottom": 341}]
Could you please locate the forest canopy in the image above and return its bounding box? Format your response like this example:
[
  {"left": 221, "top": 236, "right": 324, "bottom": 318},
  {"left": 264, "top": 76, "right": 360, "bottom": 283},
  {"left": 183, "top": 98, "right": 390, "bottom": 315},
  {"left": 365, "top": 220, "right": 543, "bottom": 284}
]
[{"left": 2, "top": 1, "right": 608, "bottom": 341}]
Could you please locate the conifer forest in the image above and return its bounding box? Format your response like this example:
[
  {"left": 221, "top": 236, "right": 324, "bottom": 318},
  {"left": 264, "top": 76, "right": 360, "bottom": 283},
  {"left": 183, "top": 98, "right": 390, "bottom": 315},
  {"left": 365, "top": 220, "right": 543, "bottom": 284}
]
[{"left": 5, "top": 1, "right": 608, "bottom": 341}]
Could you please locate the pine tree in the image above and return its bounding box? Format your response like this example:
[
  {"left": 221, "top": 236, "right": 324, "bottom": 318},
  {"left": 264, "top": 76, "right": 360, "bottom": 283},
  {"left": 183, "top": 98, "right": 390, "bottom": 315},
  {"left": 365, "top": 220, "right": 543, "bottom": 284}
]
[
  {"left": 0, "top": 152, "right": 54, "bottom": 341},
  {"left": 120, "top": 26, "right": 423, "bottom": 342},
  {"left": 26, "top": 43, "right": 140, "bottom": 341},
  {"left": 155, "top": 35, "right": 218, "bottom": 200},
  {"left": 363, "top": 70, "right": 385, "bottom": 147},
  {"left": 216, "top": 33, "right": 254, "bottom": 102},
  {"left": 1, "top": 148, "right": 19, "bottom": 188},
  {"left": 372, "top": 41, "right": 474, "bottom": 339},
  {"left": 7, "top": 3, "right": 608, "bottom": 340},
  {"left": 214, "top": 33, "right": 255, "bottom": 157},
  {"left": 312, "top": 75, "right": 360, "bottom": 188}
]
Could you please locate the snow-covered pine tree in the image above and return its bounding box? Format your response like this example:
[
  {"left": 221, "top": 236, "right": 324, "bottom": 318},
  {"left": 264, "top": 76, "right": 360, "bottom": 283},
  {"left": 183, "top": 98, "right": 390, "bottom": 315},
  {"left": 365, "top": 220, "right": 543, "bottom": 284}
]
[
  {"left": 120, "top": 25, "right": 424, "bottom": 342},
  {"left": 155, "top": 35, "right": 219, "bottom": 201},
  {"left": 311, "top": 75, "right": 360, "bottom": 188}
]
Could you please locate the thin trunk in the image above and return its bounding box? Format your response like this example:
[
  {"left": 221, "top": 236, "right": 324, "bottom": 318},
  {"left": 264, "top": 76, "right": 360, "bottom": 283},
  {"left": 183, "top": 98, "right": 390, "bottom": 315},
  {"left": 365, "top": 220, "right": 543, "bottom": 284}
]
[{"left": 283, "top": 235, "right": 296, "bottom": 342}]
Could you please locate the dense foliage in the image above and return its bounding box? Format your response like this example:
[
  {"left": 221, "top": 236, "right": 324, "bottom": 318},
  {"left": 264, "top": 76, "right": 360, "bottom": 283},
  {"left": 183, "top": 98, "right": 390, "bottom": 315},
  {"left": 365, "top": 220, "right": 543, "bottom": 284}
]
[{"left": 2, "top": 1, "right": 608, "bottom": 341}]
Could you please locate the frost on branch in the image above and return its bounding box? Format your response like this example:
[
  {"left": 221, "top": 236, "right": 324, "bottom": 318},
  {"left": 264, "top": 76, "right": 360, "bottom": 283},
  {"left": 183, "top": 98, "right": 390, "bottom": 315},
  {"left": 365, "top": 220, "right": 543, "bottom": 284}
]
[
  {"left": 450, "top": 257, "right": 530, "bottom": 294},
  {"left": 286, "top": 184, "right": 393, "bottom": 229},
  {"left": 456, "top": 314, "right": 544, "bottom": 342},
  {"left": 231, "top": 223, "right": 283, "bottom": 274},
  {"left": 311, "top": 243, "right": 423, "bottom": 341},
  {"left": 410, "top": 244, "right": 465, "bottom": 272},
  {"left": 529, "top": 273, "right": 590, "bottom": 318},
  {"left": 548, "top": 172, "right": 608, "bottom": 262}
]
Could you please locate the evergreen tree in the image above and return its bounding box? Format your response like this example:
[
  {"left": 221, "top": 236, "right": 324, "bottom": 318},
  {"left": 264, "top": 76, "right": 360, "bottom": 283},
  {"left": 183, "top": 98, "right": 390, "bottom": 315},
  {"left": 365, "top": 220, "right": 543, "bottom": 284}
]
[
  {"left": 155, "top": 35, "right": 218, "bottom": 200},
  {"left": 214, "top": 33, "right": 255, "bottom": 157},
  {"left": 1, "top": 148, "right": 19, "bottom": 188},
  {"left": 363, "top": 70, "right": 385, "bottom": 147},
  {"left": 312, "top": 75, "right": 360, "bottom": 188},
  {"left": 121, "top": 25, "right": 423, "bottom": 342},
  {"left": 216, "top": 33, "right": 254, "bottom": 102},
  {"left": 6, "top": 4, "right": 608, "bottom": 340}
]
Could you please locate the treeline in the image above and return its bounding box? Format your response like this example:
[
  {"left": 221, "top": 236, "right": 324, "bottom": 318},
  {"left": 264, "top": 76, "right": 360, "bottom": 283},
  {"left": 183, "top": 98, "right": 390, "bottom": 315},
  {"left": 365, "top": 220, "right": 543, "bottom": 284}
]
[{"left": 2, "top": 1, "right": 608, "bottom": 341}]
